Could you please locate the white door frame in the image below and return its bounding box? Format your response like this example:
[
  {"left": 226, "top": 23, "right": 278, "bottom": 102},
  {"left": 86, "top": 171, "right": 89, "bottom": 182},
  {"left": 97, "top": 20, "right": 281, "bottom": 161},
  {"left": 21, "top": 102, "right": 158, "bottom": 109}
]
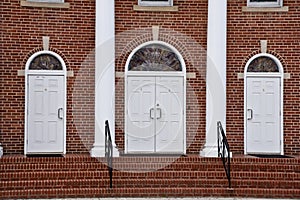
[
  {"left": 244, "top": 53, "right": 284, "bottom": 155},
  {"left": 25, "top": 50, "right": 67, "bottom": 155},
  {"left": 124, "top": 41, "right": 186, "bottom": 154}
]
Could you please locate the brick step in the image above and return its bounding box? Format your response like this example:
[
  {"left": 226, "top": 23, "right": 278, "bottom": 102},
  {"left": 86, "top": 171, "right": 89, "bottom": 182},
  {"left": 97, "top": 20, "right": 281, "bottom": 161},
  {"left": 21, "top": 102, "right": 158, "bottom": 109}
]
[
  {"left": 113, "top": 178, "right": 300, "bottom": 189},
  {"left": 231, "top": 163, "right": 300, "bottom": 172},
  {"left": 0, "top": 155, "right": 98, "bottom": 164},
  {"left": 2, "top": 168, "right": 298, "bottom": 181},
  {"left": 1, "top": 178, "right": 230, "bottom": 190},
  {"left": 3, "top": 176, "right": 299, "bottom": 192},
  {"left": 1, "top": 170, "right": 108, "bottom": 181},
  {"left": 1, "top": 156, "right": 298, "bottom": 172},
  {"left": 231, "top": 179, "right": 300, "bottom": 189},
  {"left": 0, "top": 162, "right": 227, "bottom": 172},
  {"left": 231, "top": 171, "right": 300, "bottom": 180},
  {"left": 1, "top": 187, "right": 300, "bottom": 199},
  {"left": 231, "top": 157, "right": 299, "bottom": 165},
  {"left": 1, "top": 170, "right": 229, "bottom": 181},
  {"left": 1, "top": 162, "right": 298, "bottom": 173},
  {"left": 112, "top": 162, "right": 225, "bottom": 171},
  {"left": 1, "top": 179, "right": 107, "bottom": 190},
  {"left": 233, "top": 188, "right": 300, "bottom": 198},
  {"left": 0, "top": 162, "right": 108, "bottom": 172}
]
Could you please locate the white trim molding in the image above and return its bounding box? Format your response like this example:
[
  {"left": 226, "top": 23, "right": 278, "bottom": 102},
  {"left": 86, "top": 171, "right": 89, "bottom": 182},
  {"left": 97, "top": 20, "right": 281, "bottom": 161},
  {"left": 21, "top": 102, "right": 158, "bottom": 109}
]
[
  {"left": 138, "top": 0, "right": 173, "bottom": 7},
  {"left": 247, "top": 0, "right": 283, "bottom": 8}
]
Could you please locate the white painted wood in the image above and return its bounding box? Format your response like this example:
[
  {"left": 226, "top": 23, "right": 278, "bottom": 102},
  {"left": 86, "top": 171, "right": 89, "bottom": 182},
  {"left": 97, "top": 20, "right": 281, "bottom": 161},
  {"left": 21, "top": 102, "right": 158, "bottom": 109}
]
[
  {"left": 155, "top": 77, "right": 184, "bottom": 153},
  {"left": 92, "top": 0, "right": 119, "bottom": 157},
  {"left": 138, "top": 0, "right": 173, "bottom": 7},
  {"left": 247, "top": 0, "right": 282, "bottom": 7},
  {"left": 127, "top": 77, "right": 156, "bottom": 153},
  {"left": 244, "top": 53, "right": 284, "bottom": 155},
  {"left": 126, "top": 76, "right": 184, "bottom": 154},
  {"left": 27, "top": 75, "right": 64, "bottom": 153},
  {"left": 25, "top": 50, "right": 67, "bottom": 155},
  {"left": 246, "top": 77, "right": 281, "bottom": 154},
  {"left": 201, "top": 0, "right": 227, "bottom": 157},
  {"left": 125, "top": 41, "right": 186, "bottom": 155}
]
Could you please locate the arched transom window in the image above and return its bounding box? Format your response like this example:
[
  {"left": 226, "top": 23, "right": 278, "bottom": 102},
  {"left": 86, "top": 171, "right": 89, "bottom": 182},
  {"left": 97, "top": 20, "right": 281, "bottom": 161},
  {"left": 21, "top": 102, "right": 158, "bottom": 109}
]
[
  {"left": 247, "top": 56, "right": 279, "bottom": 73},
  {"left": 29, "top": 54, "right": 63, "bottom": 70},
  {"left": 128, "top": 44, "right": 182, "bottom": 71}
]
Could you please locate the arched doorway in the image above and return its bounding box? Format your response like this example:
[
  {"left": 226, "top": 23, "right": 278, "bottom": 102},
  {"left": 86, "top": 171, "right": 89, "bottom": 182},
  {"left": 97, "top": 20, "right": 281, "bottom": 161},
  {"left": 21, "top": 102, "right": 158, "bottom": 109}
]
[
  {"left": 244, "top": 53, "right": 284, "bottom": 155},
  {"left": 25, "top": 51, "right": 67, "bottom": 155},
  {"left": 125, "top": 41, "right": 186, "bottom": 154}
]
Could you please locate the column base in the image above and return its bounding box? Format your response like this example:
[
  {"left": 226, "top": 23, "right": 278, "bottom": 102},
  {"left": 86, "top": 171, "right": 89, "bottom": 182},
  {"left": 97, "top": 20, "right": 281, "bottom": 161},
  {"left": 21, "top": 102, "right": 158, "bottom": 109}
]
[
  {"left": 90, "top": 145, "right": 119, "bottom": 157},
  {"left": 200, "top": 145, "right": 219, "bottom": 157}
]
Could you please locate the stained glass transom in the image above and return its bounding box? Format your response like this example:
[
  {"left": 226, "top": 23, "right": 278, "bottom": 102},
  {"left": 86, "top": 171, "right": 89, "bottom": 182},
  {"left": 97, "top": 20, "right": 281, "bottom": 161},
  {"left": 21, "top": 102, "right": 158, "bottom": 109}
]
[
  {"left": 29, "top": 54, "right": 63, "bottom": 70},
  {"left": 128, "top": 44, "right": 182, "bottom": 71},
  {"left": 247, "top": 56, "right": 279, "bottom": 72}
]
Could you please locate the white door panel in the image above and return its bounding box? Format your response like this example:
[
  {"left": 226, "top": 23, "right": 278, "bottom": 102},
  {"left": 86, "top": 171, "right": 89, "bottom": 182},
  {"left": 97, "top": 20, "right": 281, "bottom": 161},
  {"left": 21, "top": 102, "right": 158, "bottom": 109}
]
[
  {"left": 246, "top": 77, "right": 280, "bottom": 154},
  {"left": 127, "top": 77, "right": 155, "bottom": 152},
  {"left": 27, "top": 76, "right": 64, "bottom": 153},
  {"left": 126, "top": 76, "right": 184, "bottom": 153},
  {"left": 156, "top": 77, "right": 184, "bottom": 152}
]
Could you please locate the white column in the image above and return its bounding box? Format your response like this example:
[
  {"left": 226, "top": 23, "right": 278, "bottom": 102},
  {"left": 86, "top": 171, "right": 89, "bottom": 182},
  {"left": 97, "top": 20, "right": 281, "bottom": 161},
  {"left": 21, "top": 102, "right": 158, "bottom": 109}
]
[
  {"left": 91, "top": 0, "right": 119, "bottom": 157},
  {"left": 200, "top": 0, "right": 227, "bottom": 157}
]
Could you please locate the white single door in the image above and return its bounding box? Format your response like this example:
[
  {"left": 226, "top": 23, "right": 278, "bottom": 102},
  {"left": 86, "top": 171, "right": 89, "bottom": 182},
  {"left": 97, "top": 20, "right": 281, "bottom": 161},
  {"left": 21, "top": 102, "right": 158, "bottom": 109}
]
[
  {"left": 126, "top": 76, "right": 184, "bottom": 153},
  {"left": 246, "top": 77, "right": 281, "bottom": 154},
  {"left": 27, "top": 75, "right": 65, "bottom": 153},
  {"left": 127, "top": 77, "right": 156, "bottom": 153},
  {"left": 156, "top": 77, "right": 184, "bottom": 153}
]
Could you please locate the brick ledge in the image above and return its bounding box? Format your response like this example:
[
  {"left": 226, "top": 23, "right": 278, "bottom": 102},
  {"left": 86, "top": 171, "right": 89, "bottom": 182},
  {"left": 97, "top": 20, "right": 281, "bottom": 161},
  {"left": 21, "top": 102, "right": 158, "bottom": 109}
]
[
  {"left": 133, "top": 5, "right": 178, "bottom": 12},
  {"left": 242, "top": 6, "right": 289, "bottom": 12},
  {"left": 20, "top": 0, "right": 70, "bottom": 9}
]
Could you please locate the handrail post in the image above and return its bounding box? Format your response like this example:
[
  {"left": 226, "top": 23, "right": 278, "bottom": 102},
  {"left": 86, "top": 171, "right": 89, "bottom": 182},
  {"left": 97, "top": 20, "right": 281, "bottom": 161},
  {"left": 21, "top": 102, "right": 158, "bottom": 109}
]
[
  {"left": 217, "top": 121, "right": 231, "bottom": 188},
  {"left": 105, "top": 120, "right": 113, "bottom": 189}
]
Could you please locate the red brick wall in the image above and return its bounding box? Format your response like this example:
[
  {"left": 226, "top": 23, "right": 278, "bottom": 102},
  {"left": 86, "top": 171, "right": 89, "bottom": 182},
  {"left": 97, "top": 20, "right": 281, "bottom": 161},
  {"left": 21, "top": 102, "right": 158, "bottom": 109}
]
[
  {"left": 227, "top": 0, "right": 300, "bottom": 155},
  {"left": 1, "top": 0, "right": 300, "bottom": 156},
  {"left": 0, "top": 0, "right": 95, "bottom": 154}
]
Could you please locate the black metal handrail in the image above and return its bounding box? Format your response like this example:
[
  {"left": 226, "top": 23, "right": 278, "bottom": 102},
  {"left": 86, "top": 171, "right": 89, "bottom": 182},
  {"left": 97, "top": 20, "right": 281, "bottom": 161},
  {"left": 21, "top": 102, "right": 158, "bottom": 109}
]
[
  {"left": 105, "top": 120, "right": 113, "bottom": 188},
  {"left": 217, "top": 121, "right": 231, "bottom": 188}
]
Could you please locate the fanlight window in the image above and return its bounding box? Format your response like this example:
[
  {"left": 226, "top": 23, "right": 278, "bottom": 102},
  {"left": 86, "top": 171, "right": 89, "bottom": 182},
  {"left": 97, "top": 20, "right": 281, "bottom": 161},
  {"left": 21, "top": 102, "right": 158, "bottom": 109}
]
[
  {"left": 29, "top": 54, "right": 62, "bottom": 70},
  {"left": 247, "top": 56, "right": 279, "bottom": 72},
  {"left": 128, "top": 44, "right": 182, "bottom": 71}
]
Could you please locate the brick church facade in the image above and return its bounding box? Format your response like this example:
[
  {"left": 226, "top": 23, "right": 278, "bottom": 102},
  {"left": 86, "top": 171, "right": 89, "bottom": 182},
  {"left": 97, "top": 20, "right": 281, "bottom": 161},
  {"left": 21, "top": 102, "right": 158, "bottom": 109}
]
[
  {"left": 1, "top": 0, "right": 299, "bottom": 157},
  {"left": 0, "top": 0, "right": 300, "bottom": 198}
]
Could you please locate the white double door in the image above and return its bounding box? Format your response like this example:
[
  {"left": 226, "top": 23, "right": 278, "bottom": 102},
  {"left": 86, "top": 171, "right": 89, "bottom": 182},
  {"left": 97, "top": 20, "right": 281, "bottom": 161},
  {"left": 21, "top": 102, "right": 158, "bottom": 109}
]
[
  {"left": 126, "top": 76, "right": 185, "bottom": 154},
  {"left": 246, "top": 77, "right": 281, "bottom": 154},
  {"left": 27, "top": 75, "right": 65, "bottom": 154}
]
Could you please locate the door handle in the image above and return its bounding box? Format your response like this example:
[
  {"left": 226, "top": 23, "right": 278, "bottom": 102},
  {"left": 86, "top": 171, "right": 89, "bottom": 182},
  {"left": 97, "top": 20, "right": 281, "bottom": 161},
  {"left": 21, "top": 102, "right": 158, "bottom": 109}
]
[
  {"left": 156, "top": 108, "right": 162, "bottom": 119},
  {"left": 247, "top": 109, "right": 253, "bottom": 120},
  {"left": 58, "top": 108, "right": 63, "bottom": 119},
  {"left": 150, "top": 108, "right": 154, "bottom": 119}
]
